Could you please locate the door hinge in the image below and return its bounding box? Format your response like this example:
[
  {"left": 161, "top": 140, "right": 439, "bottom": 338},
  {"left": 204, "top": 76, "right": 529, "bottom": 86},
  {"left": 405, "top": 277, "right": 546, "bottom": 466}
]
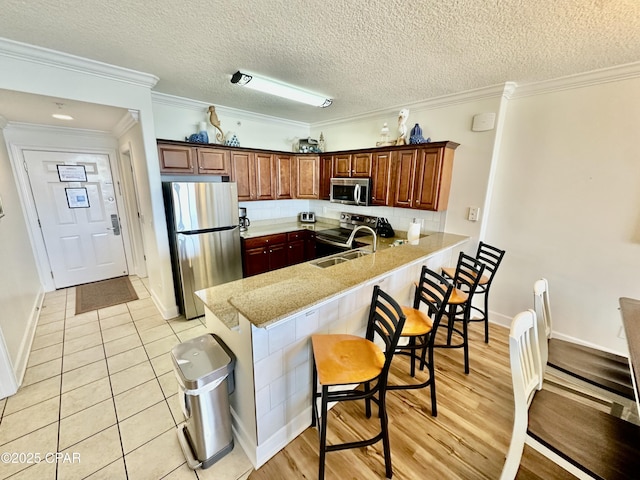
[
  {"left": 50, "top": 271, "right": 54, "bottom": 279},
  {"left": 117, "top": 181, "right": 122, "bottom": 196},
  {"left": 143, "top": 255, "right": 146, "bottom": 261},
  {"left": 37, "top": 218, "right": 41, "bottom": 228},
  {"left": 23, "top": 161, "right": 28, "bottom": 172}
]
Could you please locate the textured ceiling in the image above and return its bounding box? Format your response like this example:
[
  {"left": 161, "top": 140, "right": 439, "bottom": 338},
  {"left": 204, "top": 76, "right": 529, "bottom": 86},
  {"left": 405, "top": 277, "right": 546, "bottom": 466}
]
[{"left": 1, "top": 0, "right": 640, "bottom": 125}]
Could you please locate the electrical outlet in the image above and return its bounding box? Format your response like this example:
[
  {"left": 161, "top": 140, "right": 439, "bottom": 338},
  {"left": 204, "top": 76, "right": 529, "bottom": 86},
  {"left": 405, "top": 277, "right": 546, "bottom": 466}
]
[{"left": 467, "top": 206, "right": 480, "bottom": 222}]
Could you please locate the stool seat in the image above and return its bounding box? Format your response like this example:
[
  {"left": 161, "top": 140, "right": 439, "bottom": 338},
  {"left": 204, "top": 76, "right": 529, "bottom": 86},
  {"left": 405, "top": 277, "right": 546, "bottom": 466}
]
[
  {"left": 400, "top": 306, "right": 433, "bottom": 336},
  {"left": 311, "top": 334, "right": 384, "bottom": 386},
  {"left": 442, "top": 266, "right": 489, "bottom": 285},
  {"left": 448, "top": 287, "right": 469, "bottom": 305}
]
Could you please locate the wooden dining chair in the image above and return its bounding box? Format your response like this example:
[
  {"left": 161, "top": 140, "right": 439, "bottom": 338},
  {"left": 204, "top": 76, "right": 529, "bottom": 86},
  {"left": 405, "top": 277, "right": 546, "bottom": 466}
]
[
  {"left": 435, "top": 252, "right": 485, "bottom": 374},
  {"left": 442, "top": 241, "right": 505, "bottom": 343},
  {"left": 533, "top": 278, "right": 635, "bottom": 411},
  {"left": 501, "top": 309, "right": 640, "bottom": 480},
  {"left": 387, "top": 266, "right": 452, "bottom": 417},
  {"left": 311, "top": 285, "right": 406, "bottom": 480}
]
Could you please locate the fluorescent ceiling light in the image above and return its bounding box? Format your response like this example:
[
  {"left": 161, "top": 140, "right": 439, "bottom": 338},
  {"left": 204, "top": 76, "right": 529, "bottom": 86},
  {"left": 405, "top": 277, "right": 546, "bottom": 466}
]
[{"left": 231, "top": 71, "right": 332, "bottom": 108}]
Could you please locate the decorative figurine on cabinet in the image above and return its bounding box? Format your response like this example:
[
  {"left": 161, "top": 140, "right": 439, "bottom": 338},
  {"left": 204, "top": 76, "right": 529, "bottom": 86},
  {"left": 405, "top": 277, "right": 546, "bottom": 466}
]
[
  {"left": 207, "top": 106, "right": 224, "bottom": 143},
  {"left": 396, "top": 108, "right": 410, "bottom": 145}
]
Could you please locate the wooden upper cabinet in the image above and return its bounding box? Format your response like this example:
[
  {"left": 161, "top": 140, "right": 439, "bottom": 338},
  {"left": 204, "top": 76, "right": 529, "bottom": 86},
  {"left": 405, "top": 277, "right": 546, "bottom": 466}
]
[
  {"left": 158, "top": 144, "right": 194, "bottom": 174},
  {"left": 295, "top": 155, "right": 319, "bottom": 199},
  {"left": 413, "top": 145, "right": 456, "bottom": 211},
  {"left": 319, "top": 155, "right": 333, "bottom": 200},
  {"left": 254, "top": 153, "right": 276, "bottom": 201},
  {"left": 157, "top": 139, "right": 458, "bottom": 211},
  {"left": 231, "top": 151, "right": 256, "bottom": 201},
  {"left": 332, "top": 153, "right": 371, "bottom": 178},
  {"left": 392, "top": 149, "right": 418, "bottom": 208},
  {"left": 371, "top": 151, "right": 392, "bottom": 206},
  {"left": 333, "top": 154, "right": 351, "bottom": 177},
  {"left": 275, "top": 154, "right": 294, "bottom": 200},
  {"left": 352, "top": 152, "right": 372, "bottom": 177},
  {"left": 196, "top": 148, "right": 230, "bottom": 175}
]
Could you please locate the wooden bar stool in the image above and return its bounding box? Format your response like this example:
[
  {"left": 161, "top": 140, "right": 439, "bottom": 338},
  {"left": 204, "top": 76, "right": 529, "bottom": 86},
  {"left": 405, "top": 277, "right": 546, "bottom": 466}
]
[
  {"left": 387, "top": 266, "right": 452, "bottom": 417},
  {"left": 436, "top": 252, "right": 485, "bottom": 374},
  {"left": 442, "top": 242, "right": 505, "bottom": 343},
  {"left": 311, "top": 286, "right": 406, "bottom": 480}
]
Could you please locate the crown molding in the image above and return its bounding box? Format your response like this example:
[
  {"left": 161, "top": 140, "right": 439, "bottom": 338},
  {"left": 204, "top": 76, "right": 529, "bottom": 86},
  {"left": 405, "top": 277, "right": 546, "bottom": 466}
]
[
  {"left": 151, "top": 91, "right": 309, "bottom": 128},
  {"left": 4, "top": 121, "right": 113, "bottom": 138},
  {"left": 0, "top": 37, "right": 159, "bottom": 89},
  {"left": 511, "top": 61, "right": 640, "bottom": 98},
  {"left": 112, "top": 109, "right": 140, "bottom": 137},
  {"left": 311, "top": 83, "right": 513, "bottom": 128}
]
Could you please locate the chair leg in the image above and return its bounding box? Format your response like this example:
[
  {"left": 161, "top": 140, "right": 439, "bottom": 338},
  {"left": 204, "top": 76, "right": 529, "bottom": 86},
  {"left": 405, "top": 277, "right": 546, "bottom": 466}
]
[
  {"left": 319, "top": 385, "right": 329, "bottom": 480},
  {"left": 311, "top": 359, "right": 318, "bottom": 427},
  {"left": 446, "top": 306, "right": 454, "bottom": 345},
  {"left": 463, "top": 315, "right": 470, "bottom": 374},
  {"left": 409, "top": 337, "right": 416, "bottom": 377},
  {"left": 428, "top": 345, "right": 437, "bottom": 417},
  {"left": 484, "top": 292, "right": 490, "bottom": 343},
  {"left": 365, "top": 381, "right": 372, "bottom": 418},
  {"left": 378, "top": 388, "right": 393, "bottom": 479}
]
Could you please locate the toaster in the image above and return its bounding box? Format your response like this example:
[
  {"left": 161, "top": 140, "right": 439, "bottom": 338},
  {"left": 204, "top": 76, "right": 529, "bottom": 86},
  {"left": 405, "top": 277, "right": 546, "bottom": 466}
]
[{"left": 300, "top": 211, "right": 316, "bottom": 223}]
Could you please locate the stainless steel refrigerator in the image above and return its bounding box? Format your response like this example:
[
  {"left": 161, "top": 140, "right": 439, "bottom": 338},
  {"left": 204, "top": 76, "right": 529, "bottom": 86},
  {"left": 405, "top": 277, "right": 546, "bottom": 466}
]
[{"left": 163, "top": 181, "right": 243, "bottom": 319}]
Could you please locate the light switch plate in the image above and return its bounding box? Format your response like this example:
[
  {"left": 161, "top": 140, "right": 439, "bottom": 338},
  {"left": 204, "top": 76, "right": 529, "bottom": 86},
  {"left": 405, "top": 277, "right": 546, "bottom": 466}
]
[{"left": 468, "top": 206, "right": 480, "bottom": 222}]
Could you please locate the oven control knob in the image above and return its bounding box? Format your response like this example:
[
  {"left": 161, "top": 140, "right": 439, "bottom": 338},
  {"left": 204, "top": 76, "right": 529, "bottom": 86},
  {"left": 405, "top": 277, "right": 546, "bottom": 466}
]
[{"left": 340, "top": 214, "right": 346, "bottom": 220}]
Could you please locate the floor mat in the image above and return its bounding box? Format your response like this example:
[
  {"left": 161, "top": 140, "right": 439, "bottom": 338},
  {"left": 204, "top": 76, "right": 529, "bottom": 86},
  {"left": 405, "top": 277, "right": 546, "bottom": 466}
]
[{"left": 75, "top": 276, "right": 138, "bottom": 314}]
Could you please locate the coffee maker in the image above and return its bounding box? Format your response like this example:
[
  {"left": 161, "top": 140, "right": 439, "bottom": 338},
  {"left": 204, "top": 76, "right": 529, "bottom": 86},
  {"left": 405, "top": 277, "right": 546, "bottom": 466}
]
[{"left": 239, "top": 207, "right": 250, "bottom": 231}]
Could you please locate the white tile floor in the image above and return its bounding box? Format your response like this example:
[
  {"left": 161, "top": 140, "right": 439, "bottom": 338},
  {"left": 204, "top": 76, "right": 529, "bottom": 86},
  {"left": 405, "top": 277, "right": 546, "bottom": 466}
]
[{"left": 0, "top": 277, "right": 253, "bottom": 480}]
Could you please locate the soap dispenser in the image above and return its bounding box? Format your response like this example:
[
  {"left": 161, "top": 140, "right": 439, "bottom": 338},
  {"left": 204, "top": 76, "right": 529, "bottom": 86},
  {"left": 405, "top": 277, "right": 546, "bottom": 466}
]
[{"left": 407, "top": 218, "right": 421, "bottom": 245}]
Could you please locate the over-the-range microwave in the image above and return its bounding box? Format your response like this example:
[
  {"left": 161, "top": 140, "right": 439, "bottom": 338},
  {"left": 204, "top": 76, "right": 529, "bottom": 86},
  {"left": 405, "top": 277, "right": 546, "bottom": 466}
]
[{"left": 330, "top": 177, "right": 371, "bottom": 206}]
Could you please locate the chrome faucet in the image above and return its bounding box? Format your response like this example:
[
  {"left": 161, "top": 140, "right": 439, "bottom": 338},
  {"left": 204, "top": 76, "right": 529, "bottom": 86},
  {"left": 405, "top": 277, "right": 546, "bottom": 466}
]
[{"left": 346, "top": 225, "right": 377, "bottom": 253}]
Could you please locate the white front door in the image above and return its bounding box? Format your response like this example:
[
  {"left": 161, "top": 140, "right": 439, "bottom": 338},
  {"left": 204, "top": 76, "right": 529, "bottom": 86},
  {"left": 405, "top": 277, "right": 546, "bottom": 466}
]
[{"left": 24, "top": 150, "right": 129, "bottom": 288}]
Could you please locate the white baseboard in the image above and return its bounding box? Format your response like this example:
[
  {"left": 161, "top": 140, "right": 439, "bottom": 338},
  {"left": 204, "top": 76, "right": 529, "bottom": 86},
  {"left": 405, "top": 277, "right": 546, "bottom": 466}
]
[
  {"left": 149, "top": 288, "right": 179, "bottom": 320},
  {"left": 230, "top": 405, "right": 313, "bottom": 470},
  {"left": 13, "top": 288, "right": 45, "bottom": 385},
  {"left": 231, "top": 408, "right": 258, "bottom": 469},
  {"left": 255, "top": 407, "right": 312, "bottom": 469}
]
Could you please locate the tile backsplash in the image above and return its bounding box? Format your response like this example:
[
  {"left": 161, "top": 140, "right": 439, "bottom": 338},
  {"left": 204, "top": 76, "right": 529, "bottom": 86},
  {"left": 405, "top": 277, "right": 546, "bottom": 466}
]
[{"left": 238, "top": 199, "right": 446, "bottom": 234}]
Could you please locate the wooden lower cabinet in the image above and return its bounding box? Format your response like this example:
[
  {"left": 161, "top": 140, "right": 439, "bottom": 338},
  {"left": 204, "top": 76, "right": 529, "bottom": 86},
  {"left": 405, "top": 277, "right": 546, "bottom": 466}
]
[{"left": 242, "top": 230, "right": 315, "bottom": 277}]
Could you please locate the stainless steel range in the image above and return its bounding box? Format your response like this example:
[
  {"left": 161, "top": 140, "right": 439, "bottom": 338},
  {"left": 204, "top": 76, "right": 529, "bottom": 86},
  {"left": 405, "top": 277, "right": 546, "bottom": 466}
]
[{"left": 315, "top": 212, "right": 378, "bottom": 257}]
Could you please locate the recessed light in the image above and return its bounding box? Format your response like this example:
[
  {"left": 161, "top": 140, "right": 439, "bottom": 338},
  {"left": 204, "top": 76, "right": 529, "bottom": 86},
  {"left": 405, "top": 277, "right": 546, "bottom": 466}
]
[{"left": 52, "top": 114, "right": 74, "bottom": 120}]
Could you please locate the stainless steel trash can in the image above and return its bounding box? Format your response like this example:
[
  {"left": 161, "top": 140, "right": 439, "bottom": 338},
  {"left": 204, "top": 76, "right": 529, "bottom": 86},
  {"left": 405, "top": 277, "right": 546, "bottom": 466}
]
[{"left": 172, "top": 333, "right": 236, "bottom": 469}]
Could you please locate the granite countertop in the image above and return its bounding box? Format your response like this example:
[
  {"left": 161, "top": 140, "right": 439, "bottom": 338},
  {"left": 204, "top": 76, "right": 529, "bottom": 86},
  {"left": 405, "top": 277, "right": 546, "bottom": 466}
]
[
  {"left": 196, "top": 232, "right": 468, "bottom": 331},
  {"left": 239, "top": 219, "right": 338, "bottom": 239}
]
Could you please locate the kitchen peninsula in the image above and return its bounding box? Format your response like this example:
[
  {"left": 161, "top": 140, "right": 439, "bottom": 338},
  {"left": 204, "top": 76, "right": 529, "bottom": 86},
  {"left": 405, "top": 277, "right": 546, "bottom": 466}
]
[{"left": 196, "top": 231, "right": 468, "bottom": 469}]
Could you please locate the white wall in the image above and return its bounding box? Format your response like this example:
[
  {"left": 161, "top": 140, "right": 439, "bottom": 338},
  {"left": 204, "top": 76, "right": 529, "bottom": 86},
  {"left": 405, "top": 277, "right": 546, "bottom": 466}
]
[
  {"left": 486, "top": 76, "right": 640, "bottom": 353},
  {"left": 0, "top": 128, "right": 43, "bottom": 394},
  {"left": 152, "top": 93, "right": 310, "bottom": 152}
]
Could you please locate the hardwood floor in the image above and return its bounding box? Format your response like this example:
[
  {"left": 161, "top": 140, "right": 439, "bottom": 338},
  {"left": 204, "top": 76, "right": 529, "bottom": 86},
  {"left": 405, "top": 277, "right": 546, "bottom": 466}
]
[{"left": 249, "top": 321, "right": 583, "bottom": 480}]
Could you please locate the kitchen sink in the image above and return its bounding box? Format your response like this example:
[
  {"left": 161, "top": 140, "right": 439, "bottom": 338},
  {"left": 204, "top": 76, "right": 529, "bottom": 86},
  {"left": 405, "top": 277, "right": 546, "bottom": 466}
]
[{"left": 310, "top": 249, "right": 372, "bottom": 269}]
